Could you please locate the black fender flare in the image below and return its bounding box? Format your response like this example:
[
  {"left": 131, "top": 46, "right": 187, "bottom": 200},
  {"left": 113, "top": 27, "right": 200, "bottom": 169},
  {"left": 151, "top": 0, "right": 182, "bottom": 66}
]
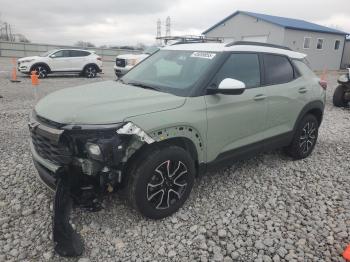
[
  {"left": 292, "top": 100, "right": 324, "bottom": 132},
  {"left": 30, "top": 62, "right": 51, "bottom": 73}
]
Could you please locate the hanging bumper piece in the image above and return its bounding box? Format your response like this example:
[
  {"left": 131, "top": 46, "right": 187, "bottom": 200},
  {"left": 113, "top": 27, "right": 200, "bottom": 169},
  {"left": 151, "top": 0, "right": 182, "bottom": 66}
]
[{"left": 53, "top": 176, "right": 84, "bottom": 257}]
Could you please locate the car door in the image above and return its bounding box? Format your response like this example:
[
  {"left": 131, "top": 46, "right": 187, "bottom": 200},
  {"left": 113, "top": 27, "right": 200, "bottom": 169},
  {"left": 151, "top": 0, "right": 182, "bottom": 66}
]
[
  {"left": 48, "top": 50, "right": 71, "bottom": 71},
  {"left": 69, "top": 50, "right": 89, "bottom": 71},
  {"left": 205, "top": 53, "right": 268, "bottom": 162},
  {"left": 261, "top": 54, "right": 308, "bottom": 137}
]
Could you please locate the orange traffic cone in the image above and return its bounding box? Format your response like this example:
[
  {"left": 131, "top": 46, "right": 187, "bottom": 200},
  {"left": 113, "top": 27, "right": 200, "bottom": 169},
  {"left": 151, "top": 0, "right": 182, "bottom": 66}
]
[
  {"left": 31, "top": 71, "right": 39, "bottom": 85},
  {"left": 10, "top": 58, "right": 21, "bottom": 83},
  {"left": 320, "top": 66, "right": 328, "bottom": 81},
  {"left": 343, "top": 244, "right": 350, "bottom": 261}
]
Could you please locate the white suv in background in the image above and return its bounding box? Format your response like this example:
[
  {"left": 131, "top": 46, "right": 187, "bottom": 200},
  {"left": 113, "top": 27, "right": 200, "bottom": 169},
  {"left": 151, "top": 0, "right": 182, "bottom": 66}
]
[{"left": 17, "top": 49, "right": 103, "bottom": 78}]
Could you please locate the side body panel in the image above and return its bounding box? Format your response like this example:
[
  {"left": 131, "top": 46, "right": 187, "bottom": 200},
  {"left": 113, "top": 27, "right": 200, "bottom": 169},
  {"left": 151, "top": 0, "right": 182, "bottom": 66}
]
[
  {"left": 48, "top": 57, "right": 72, "bottom": 71},
  {"left": 204, "top": 88, "right": 268, "bottom": 162},
  {"left": 125, "top": 97, "right": 208, "bottom": 163},
  {"left": 69, "top": 56, "right": 87, "bottom": 71},
  {"left": 263, "top": 77, "right": 313, "bottom": 137}
]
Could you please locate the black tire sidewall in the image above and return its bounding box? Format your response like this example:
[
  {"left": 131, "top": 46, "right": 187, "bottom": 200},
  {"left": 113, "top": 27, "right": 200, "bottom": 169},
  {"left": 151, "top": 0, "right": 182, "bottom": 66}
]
[
  {"left": 129, "top": 146, "right": 195, "bottom": 219},
  {"left": 33, "top": 65, "right": 48, "bottom": 78},
  {"left": 85, "top": 65, "right": 97, "bottom": 78},
  {"left": 288, "top": 114, "right": 319, "bottom": 159},
  {"left": 333, "top": 85, "right": 347, "bottom": 107}
]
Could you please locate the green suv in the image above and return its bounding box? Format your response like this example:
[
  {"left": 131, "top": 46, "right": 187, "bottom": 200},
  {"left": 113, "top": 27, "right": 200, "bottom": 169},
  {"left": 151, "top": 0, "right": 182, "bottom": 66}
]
[{"left": 29, "top": 41, "right": 325, "bottom": 256}]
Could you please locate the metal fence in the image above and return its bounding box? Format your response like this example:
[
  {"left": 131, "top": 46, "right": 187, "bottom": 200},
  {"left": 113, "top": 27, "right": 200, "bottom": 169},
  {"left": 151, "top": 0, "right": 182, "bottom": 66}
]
[{"left": 0, "top": 41, "right": 141, "bottom": 62}]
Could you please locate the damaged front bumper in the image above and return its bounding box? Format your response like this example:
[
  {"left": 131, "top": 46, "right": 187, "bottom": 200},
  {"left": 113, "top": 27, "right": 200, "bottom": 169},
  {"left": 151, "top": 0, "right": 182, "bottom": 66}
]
[
  {"left": 30, "top": 141, "right": 60, "bottom": 191},
  {"left": 28, "top": 113, "right": 154, "bottom": 257}
]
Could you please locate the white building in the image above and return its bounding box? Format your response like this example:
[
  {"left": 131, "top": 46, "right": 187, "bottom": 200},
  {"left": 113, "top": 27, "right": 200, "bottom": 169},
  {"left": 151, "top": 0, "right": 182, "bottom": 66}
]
[{"left": 203, "top": 11, "right": 349, "bottom": 70}]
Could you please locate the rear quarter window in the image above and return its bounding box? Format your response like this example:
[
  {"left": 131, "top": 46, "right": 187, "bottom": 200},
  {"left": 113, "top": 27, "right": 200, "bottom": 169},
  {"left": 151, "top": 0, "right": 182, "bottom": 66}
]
[
  {"left": 263, "top": 54, "right": 294, "bottom": 85},
  {"left": 69, "top": 50, "right": 90, "bottom": 57}
]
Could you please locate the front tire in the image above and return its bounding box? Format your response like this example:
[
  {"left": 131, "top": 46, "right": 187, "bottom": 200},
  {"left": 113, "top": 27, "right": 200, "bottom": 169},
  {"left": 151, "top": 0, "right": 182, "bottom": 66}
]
[
  {"left": 333, "top": 85, "right": 347, "bottom": 107},
  {"left": 285, "top": 114, "right": 319, "bottom": 160},
  {"left": 127, "top": 146, "right": 195, "bottom": 219},
  {"left": 32, "top": 65, "right": 48, "bottom": 79},
  {"left": 84, "top": 65, "right": 97, "bottom": 78}
]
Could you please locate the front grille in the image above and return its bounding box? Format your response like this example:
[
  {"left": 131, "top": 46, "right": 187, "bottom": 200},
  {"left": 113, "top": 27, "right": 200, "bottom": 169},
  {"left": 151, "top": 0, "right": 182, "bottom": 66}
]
[
  {"left": 30, "top": 126, "right": 72, "bottom": 165},
  {"left": 116, "top": 58, "right": 126, "bottom": 67}
]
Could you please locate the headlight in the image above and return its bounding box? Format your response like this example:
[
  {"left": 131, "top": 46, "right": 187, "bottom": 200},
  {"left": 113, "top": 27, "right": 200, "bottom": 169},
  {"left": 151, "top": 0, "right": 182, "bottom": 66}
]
[
  {"left": 85, "top": 136, "right": 124, "bottom": 163},
  {"left": 86, "top": 143, "right": 103, "bottom": 161},
  {"left": 127, "top": 59, "right": 137, "bottom": 66}
]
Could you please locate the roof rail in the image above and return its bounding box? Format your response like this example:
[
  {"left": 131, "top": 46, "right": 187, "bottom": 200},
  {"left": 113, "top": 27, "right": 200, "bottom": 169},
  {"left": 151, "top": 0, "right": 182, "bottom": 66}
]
[
  {"left": 225, "top": 41, "right": 292, "bottom": 51},
  {"left": 157, "top": 35, "right": 222, "bottom": 45}
]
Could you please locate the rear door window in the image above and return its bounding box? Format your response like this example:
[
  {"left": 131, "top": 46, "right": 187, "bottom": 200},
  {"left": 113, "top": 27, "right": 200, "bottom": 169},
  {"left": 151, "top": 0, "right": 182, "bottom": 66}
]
[
  {"left": 69, "top": 50, "right": 90, "bottom": 57},
  {"left": 263, "top": 54, "right": 294, "bottom": 85}
]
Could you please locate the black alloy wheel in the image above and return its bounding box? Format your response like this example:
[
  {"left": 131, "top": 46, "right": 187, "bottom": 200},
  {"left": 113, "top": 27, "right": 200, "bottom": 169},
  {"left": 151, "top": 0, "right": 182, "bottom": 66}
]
[
  {"left": 285, "top": 114, "right": 319, "bottom": 159},
  {"left": 33, "top": 65, "right": 48, "bottom": 78},
  {"left": 85, "top": 65, "right": 97, "bottom": 78},
  {"left": 127, "top": 146, "right": 195, "bottom": 219}
]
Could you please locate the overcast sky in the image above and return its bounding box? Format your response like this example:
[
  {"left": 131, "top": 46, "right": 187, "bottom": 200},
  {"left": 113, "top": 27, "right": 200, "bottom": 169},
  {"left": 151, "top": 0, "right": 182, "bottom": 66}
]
[{"left": 1, "top": 0, "right": 349, "bottom": 46}]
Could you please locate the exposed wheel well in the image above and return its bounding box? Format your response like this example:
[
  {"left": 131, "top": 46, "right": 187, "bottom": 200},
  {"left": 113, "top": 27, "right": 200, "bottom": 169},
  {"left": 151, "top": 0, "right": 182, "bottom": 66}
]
[
  {"left": 30, "top": 63, "right": 51, "bottom": 73},
  {"left": 306, "top": 108, "right": 323, "bottom": 125},
  {"left": 123, "top": 137, "right": 199, "bottom": 185},
  {"left": 83, "top": 63, "right": 99, "bottom": 72}
]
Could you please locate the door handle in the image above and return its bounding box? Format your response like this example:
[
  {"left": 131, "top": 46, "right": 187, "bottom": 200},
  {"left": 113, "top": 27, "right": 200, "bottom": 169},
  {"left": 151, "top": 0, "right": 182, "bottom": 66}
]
[
  {"left": 254, "top": 94, "right": 267, "bottom": 101},
  {"left": 298, "top": 87, "right": 307, "bottom": 93}
]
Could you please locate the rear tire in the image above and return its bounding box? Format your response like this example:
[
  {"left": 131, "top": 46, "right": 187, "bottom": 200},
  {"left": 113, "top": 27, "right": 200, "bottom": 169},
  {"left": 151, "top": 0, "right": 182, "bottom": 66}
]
[
  {"left": 84, "top": 65, "right": 97, "bottom": 78},
  {"left": 333, "top": 85, "right": 347, "bottom": 107},
  {"left": 127, "top": 146, "right": 195, "bottom": 219},
  {"left": 285, "top": 114, "right": 319, "bottom": 160}
]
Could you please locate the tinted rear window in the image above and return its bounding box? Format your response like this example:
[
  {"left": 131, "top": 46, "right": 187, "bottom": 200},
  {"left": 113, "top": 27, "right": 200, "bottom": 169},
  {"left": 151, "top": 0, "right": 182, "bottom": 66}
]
[
  {"left": 263, "top": 54, "right": 294, "bottom": 85},
  {"left": 69, "top": 50, "right": 90, "bottom": 57}
]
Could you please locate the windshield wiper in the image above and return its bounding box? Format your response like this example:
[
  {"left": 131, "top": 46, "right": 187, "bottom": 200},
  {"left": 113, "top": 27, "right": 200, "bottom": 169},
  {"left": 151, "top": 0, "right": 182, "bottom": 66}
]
[{"left": 127, "top": 81, "right": 159, "bottom": 91}]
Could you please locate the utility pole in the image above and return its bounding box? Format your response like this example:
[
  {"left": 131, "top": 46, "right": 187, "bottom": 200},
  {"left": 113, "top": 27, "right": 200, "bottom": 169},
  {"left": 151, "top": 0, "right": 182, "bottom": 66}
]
[
  {"left": 4, "top": 22, "right": 8, "bottom": 41},
  {"left": 156, "top": 19, "right": 161, "bottom": 46},
  {"left": 165, "top": 16, "right": 171, "bottom": 37}
]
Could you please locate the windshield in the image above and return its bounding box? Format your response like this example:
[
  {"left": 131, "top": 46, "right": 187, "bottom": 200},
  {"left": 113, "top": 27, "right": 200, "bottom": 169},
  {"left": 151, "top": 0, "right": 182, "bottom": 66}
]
[
  {"left": 143, "top": 46, "right": 159, "bottom": 55},
  {"left": 122, "top": 50, "right": 219, "bottom": 96},
  {"left": 40, "top": 49, "right": 58, "bottom": 57}
]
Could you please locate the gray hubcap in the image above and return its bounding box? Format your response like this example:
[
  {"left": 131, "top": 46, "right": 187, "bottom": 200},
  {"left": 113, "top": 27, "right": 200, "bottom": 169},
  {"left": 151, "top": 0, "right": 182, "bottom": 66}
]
[
  {"left": 86, "top": 67, "right": 96, "bottom": 78},
  {"left": 36, "top": 66, "right": 46, "bottom": 78},
  {"left": 299, "top": 121, "right": 316, "bottom": 154},
  {"left": 147, "top": 160, "right": 188, "bottom": 210}
]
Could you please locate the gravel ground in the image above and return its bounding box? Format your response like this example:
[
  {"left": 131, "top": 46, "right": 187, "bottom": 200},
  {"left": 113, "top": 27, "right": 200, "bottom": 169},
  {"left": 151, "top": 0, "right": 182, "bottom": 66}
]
[{"left": 0, "top": 57, "right": 349, "bottom": 262}]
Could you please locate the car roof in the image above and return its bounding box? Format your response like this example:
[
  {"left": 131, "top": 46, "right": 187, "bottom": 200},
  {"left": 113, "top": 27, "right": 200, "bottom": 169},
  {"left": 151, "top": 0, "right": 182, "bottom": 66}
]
[
  {"left": 163, "top": 43, "right": 306, "bottom": 59},
  {"left": 56, "top": 48, "right": 93, "bottom": 52}
]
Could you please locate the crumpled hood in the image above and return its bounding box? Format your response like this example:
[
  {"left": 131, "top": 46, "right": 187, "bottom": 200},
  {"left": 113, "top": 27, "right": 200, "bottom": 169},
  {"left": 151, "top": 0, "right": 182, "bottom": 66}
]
[{"left": 35, "top": 81, "right": 186, "bottom": 124}]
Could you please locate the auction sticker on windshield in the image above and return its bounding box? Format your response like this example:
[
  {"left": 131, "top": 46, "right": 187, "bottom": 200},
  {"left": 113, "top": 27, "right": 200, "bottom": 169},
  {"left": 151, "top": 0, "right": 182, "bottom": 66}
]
[{"left": 190, "top": 52, "right": 216, "bottom": 59}]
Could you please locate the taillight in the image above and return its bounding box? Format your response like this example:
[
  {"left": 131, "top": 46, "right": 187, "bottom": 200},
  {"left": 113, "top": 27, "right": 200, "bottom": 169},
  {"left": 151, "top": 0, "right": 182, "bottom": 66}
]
[
  {"left": 319, "top": 80, "right": 327, "bottom": 90},
  {"left": 97, "top": 57, "right": 102, "bottom": 61}
]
